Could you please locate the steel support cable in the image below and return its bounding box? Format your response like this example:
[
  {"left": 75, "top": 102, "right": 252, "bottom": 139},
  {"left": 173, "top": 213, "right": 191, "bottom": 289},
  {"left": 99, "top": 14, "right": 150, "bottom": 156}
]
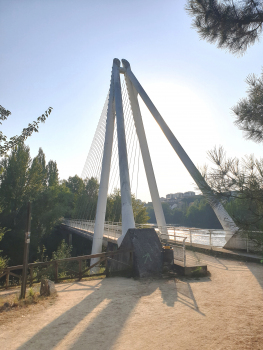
[
  {"left": 108, "top": 80, "right": 130, "bottom": 195},
  {"left": 122, "top": 79, "right": 137, "bottom": 173},
  {"left": 90, "top": 134, "right": 107, "bottom": 217},
  {"left": 84, "top": 119, "right": 107, "bottom": 180},
  {"left": 109, "top": 121, "right": 120, "bottom": 189},
  {"left": 86, "top": 132, "right": 105, "bottom": 179},
  {"left": 78, "top": 125, "right": 107, "bottom": 221},
  {"left": 125, "top": 99, "right": 137, "bottom": 180},
  {"left": 122, "top": 79, "right": 139, "bottom": 194},
  {"left": 79, "top": 93, "right": 109, "bottom": 221},
  {"left": 130, "top": 126, "right": 139, "bottom": 191},
  {"left": 108, "top": 78, "right": 131, "bottom": 193},
  {"left": 108, "top": 123, "right": 120, "bottom": 195},
  {"left": 136, "top": 147, "right": 141, "bottom": 200},
  {"left": 82, "top": 127, "right": 105, "bottom": 179},
  {"left": 84, "top": 126, "right": 107, "bottom": 179},
  {"left": 121, "top": 91, "right": 136, "bottom": 193},
  {"left": 106, "top": 130, "right": 119, "bottom": 221},
  {"left": 109, "top": 80, "right": 135, "bottom": 223},
  {"left": 81, "top": 92, "right": 109, "bottom": 179},
  {"left": 84, "top": 103, "right": 114, "bottom": 222},
  {"left": 109, "top": 79, "right": 135, "bottom": 198},
  {"left": 82, "top": 131, "right": 107, "bottom": 221}
]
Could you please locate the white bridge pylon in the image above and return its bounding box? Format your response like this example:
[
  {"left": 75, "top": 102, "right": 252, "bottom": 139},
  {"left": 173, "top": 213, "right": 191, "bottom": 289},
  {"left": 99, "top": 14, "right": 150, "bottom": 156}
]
[{"left": 90, "top": 58, "right": 238, "bottom": 266}]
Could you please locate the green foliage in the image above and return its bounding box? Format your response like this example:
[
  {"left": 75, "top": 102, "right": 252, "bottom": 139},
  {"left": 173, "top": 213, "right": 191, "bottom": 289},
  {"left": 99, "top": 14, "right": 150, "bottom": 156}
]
[
  {"left": 0, "top": 228, "right": 8, "bottom": 273},
  {"left": 0, "top": 144, "right": 72, "bottom": 265},
  {"left": 132, "top": 196, "right": 150, "bottom": 224},
  {"left": 186, "top": 0, "right": 263, "bottom": 55},
  {"left": 185, "top": 199, "right": 221, "bottom": 228},
  {"left": 73, "top": 177, "right": 99, "bottom": 220},
  {"left": 105, "top": 189, "right": 149, "bottom": 224},
  {"left": 186, "top": 2, "right": 263, "bottom": 145},
  {"left": 52, "top": 239, "right": 72, "bottom": 260},
  {"left": 28, "top": 287, "right": 35, "bottom": 297},
  {"left": 232, "top": 70, "right": 263, "bottom": 142},
  {"left": 201, "top": 146, "right": 263, "bottom": 247},
  {"left": 147, "top": 197, "right": 221, "bottom": 229},
  {"left": 106, "top": 189, "right": 122, "bottom": 222},
  {"left": 0, "top": 106, "right": 52, "bottom": 156}
]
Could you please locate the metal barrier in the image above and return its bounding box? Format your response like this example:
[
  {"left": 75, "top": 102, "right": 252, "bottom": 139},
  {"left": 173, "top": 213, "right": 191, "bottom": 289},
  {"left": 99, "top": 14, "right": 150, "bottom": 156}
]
[
  {"left": 159, "top": 233, "right": 187, "bottom": 266},
  {"left": 63, "top": 219, "right": 188, "bottom": 266}
]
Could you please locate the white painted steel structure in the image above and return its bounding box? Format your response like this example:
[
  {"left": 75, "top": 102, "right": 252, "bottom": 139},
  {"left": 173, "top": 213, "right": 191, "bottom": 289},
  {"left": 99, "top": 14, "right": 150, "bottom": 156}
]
[
  {"left": 90, "top": 76, "right": 115, "bottom": 269},
  {"left": 124, "top": 66, "right": 168, "bottom": 239},
  {"left": 112, "top": 59, "right": 135, "bottom": 245},
  {"left": 89, "top": 58, "right": 242, "bottom": 260},
  {"left": 121, "top": 59, "right": 239, "bottom": 244}
]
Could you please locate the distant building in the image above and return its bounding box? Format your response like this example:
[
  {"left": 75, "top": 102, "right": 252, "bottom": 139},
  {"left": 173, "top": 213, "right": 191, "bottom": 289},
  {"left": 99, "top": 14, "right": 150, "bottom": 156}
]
[
  {"left": 183, "top": 191, "right": 195, "bottom": 197},
  {"left": 163, "top": 191, "right": 195, "bottom": 203}
]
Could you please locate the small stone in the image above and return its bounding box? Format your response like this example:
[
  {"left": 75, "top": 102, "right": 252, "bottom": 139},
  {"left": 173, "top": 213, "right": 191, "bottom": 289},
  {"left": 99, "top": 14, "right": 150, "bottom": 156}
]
[{"left": 40, "top": 279, "right": 57, "bottom": 296}]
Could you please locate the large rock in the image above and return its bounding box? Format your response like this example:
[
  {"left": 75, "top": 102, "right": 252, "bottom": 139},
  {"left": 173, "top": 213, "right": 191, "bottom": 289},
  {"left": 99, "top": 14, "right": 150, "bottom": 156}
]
[{"left": 40, "top": 279, "right": 57, "bottom": 296}]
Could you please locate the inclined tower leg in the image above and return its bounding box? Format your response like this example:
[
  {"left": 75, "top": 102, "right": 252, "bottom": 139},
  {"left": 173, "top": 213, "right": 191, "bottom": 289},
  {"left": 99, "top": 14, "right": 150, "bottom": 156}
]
[
  {"left": 90, "top": 74, "right": 115, "bottom": 270},
  {"left": 123, "top": 61, "right": 238, "bottom": 242},
  {"left": 123, "top": 60, "right": 168, "bottom": 239},
  {"left": 113, "top": 58, "right": 135, "bottom": 246}
]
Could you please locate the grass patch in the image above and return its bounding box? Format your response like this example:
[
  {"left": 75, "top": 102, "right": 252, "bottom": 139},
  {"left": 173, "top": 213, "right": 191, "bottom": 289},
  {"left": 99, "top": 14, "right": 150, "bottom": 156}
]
[{"left": 0, "top": 285, "right": 57, "bottom": 313}]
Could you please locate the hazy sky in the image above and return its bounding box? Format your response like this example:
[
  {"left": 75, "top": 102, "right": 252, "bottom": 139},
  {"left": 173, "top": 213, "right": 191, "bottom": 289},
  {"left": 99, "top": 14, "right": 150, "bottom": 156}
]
[{"left": 1, "top": 0, "right": 262, "bottom": 202}]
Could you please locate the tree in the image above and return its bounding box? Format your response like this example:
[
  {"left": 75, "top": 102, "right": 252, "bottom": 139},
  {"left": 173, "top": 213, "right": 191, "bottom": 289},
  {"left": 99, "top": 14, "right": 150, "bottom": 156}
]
[
  {"left": 185, "top": 198, "right": 222, "bottom": 228},
  {"left": 186, "top": 1, "right": 263, "bottom": 244},
  {"left": 73, "top": 177, "right": 99, "bottom": 220},
  {"left": 201, "top": 146, "right": 263, "bottom": 244},
  {"left": 106, "top": 189, "right": 149, "bottom": 224},
  {"left": 186, "top": 0, "right": 263, "bottom": 55},
  {"left": 132, "top": 196, "right": 150, "bottom": 224},
  {"left": 232, "top": 70, "right": 263, "bottom": 142},
  {"left": 66, "top": 175, "right": 85, "bottom": 195},
  {"left": 0, "top": 144, "right": 72, "bottom": 264},
  {"left": 0, "top": 106, "right": 52, "bottom": 156},
  {"left": 186, "top": 1, "right": 263, "bottom": 140},
  {"left": 0, "top": 228, "right": 8, "bottom": 273},
  {"left": 47, "top": 160, "right": 59, "bottom": 187}
]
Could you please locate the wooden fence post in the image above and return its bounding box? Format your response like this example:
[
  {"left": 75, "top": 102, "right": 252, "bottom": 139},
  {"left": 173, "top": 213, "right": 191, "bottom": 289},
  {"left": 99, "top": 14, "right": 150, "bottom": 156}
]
[
  {"left": 54, "top": 261, "right": 58, "bottom": 283},
  {"left": 20, "top": 201, "right": 31, "bottom": 299},
  {"left": 6, "top": 268, "right": 10, "bottom": 289},
  {"left": 105, "top": 258, "right": 109, "bottom": 277},
  {"left": 30, "top": 266, "right": 33, "bottom": 286},
  {"left": 78, "top": 260, "right": 82, "bottom": 281}
]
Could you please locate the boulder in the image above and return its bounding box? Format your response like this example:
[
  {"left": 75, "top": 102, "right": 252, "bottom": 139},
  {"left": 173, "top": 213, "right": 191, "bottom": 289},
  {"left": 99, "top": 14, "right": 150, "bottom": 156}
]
[{"left": 40, "top": 279, "right": 57, "bottom": 296}]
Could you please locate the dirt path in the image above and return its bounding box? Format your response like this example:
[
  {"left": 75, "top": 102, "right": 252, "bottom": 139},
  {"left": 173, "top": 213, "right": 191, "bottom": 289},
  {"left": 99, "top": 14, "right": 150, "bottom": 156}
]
[{"left": 0, "top": 253, "right": 263, "bottom": 350}]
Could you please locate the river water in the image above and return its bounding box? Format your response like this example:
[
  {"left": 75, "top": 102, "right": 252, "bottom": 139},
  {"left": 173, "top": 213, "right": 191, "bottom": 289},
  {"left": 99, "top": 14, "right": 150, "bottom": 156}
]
[{"left": 166, "top": 228, "right": 226, "bottom": 247}]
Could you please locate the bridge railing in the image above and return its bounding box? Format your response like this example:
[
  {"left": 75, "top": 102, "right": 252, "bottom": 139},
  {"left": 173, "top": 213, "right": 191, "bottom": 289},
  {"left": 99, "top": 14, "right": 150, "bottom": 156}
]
[
  {"left": 63, "top": 219, "right": 228, "bottom": 247},
  {"left": 64, "top": 219, "right": 263, "bottom": 251}
]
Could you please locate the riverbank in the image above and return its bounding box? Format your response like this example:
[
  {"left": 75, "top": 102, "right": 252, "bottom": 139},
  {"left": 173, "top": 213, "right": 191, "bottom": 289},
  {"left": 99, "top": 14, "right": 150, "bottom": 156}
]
[{"left": 0, "top": 252, "right": 263, "bottom": 349}]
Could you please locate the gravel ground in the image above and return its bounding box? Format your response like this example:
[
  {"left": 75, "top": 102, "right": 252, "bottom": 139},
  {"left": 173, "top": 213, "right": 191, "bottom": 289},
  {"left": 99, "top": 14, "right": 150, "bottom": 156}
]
[{"left": 0, "top": 252, "right": 262, "bottom": 350}]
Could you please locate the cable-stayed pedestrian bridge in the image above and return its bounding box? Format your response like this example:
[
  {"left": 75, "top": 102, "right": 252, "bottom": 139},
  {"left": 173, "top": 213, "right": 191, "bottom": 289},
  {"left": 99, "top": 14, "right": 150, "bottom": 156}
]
[{"left": 72, "top": 58, "right": 246, "bottom": 268}]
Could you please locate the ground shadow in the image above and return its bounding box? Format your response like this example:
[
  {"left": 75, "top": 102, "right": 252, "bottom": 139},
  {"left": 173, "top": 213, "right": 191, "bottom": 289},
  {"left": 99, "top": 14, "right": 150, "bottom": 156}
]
[
  {"left": 246, "top": 262, "right": 263, "bottom": 290},
  {"left": 17, "top": 275, "right": 208, "bottom": 350},
  {"left": 159, "top": 276, "right": 206, "bottom": 316}
]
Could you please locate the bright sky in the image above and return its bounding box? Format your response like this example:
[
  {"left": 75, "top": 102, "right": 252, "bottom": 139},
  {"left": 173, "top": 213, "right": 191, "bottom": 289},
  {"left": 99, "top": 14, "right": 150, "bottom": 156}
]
[{"left": 1, "top": 0, "right": 262, "bottom": 202}]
